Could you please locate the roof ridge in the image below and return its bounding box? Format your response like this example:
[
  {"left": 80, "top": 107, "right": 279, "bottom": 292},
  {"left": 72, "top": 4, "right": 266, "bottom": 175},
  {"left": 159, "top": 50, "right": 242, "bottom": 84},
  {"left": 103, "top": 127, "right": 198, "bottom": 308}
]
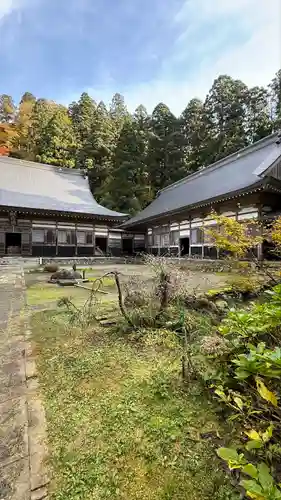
[
  {"left": 0, "top": 156, "right": 84, "bottom": 176},
  {"left": 161, "top": 131, "right": 280, "bottom": 194}
]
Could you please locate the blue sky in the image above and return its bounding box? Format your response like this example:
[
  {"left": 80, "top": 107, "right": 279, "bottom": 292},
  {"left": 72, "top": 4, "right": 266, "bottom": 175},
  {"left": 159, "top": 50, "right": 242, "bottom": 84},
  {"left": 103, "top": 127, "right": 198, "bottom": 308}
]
[{"left": 0, "top": 0, "right": 280, "bottom": 115}]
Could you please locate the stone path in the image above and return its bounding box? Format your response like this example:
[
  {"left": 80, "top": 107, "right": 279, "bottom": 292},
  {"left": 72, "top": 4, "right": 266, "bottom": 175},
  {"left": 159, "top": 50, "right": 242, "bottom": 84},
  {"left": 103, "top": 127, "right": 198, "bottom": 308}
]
[{"left": 0, "top": 263, "right": 49, "bottom": 500}]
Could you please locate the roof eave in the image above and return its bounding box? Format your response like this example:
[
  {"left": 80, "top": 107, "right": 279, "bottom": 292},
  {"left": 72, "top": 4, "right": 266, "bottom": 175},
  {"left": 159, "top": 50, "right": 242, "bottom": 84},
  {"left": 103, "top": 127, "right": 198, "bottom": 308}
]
[
  {"left": 0, "top": 205, "right": 128, "bottom": 222},
  {"left": 122, "top": 180, "right": 266, "bottom": 229}
]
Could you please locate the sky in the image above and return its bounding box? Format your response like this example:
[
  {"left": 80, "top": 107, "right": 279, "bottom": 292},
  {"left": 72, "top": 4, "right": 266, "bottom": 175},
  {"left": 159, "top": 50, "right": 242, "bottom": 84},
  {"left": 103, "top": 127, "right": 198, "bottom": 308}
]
[{"left": 0, "top": 0, "right": 280, "bottom": 115}]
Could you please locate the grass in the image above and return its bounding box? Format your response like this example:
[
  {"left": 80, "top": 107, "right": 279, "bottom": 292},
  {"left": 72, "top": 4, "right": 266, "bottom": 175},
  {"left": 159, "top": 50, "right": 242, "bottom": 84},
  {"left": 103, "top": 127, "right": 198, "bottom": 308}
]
[
  {"left": 87, "top": 276, "right": 116, "bottom": 287},
  {"left": 31, "top": 311, "right": 238, "bottom": 500},
  {"left": 26, "top": 277, "right": 117, "bottom": 307},
  {"left": 26, "top": 282, "right": 90, "bottom": 307}
]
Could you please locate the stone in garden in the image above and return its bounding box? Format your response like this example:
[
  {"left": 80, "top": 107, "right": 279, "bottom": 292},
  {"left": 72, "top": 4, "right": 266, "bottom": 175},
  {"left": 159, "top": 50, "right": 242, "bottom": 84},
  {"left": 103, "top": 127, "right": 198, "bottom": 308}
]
[
  {"left": 49, "top": 269, "right": 82, "bottom": 282},
  {"left": 214, "top": 299, "right": 229, "bottom": 310}
]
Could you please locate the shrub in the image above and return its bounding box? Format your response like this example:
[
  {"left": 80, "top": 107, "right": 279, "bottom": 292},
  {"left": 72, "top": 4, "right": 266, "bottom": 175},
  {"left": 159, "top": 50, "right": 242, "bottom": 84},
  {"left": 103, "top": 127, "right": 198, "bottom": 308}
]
[
  {"left": 198, "top": 286, "right": 281, "bottom": 498},
  {"left": 123, "top": 275, "right": 150, "bottom": 309},
  {"left": 226, "top": 275, "right": 263, "bottom": 296},
  {"left": 43, "top": 263, "right": 59, "bottom": 273}
]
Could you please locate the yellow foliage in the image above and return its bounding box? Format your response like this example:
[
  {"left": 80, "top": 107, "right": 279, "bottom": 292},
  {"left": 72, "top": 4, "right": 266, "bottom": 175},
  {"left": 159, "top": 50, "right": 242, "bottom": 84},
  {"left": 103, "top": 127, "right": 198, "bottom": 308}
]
[
  {"left": 204, "top": 211, "right": 262, "bottom": 259},
  {"left": 270, "top": 216, "right": 281, "bottom": 253},
  {"left": 246, "top": 492, "right": 265, "bottom": 500},
  {"left": 245, "top": 429, "right": 260, "bottom": 441},
  {"left": 256, "top": 377, "right": 278, "bottom": 407}
]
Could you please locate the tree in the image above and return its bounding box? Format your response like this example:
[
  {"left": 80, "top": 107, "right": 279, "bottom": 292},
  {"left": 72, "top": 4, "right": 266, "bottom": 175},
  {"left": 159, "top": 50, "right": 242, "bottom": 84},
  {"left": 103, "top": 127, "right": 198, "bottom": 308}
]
[
  {"left": 85, "top": 101, "right": 116, "bottom": 193},
  {"left": 203, "top": 75, "right": 249, "bottom": 162},
  {"left": 20, "top": 92, "right": 36, "bottom": 104},
  {"left": 246, "top": 86, "right": 272, "bottom": 143},
  {"left": 27, "top": 99, "right": 57, "bottom": 161},
  {"left": 0, "top": 123, "right": 16, "bottom": 154},
  {"left": 109, "top": 93, "right": 129, "bottom": 138},
  {"left": 270, "top": 69, "right": 281, "bottom": 130},
  {"left": 102, "top": 119, "right": 149, "bottom": 214},
  {"left": 68, "top": 92, "right": 96, "bottom": 168},
  {"left": 37, "top": 105, "right": 76, "bottom": 168},
  {"left": 0, "top": 67, "right": 279, "bottom": 210},
  {"left": 180, "top": 98, "right": 207, "bottom": 171},
  {"left": 205, "top": 211, "right": 262, "bottom": 260},
  {"left": 69, "top": 92, "right": 96, "bottom": 141},
  {"left": 0, "top": 94, "right": 16, "bottom": 123},
  {"left": 12, "top": 92, "right": 36, "bottom": 159},
  {"left": 147, "top": 103, "right": 186, "bottom": 195}
]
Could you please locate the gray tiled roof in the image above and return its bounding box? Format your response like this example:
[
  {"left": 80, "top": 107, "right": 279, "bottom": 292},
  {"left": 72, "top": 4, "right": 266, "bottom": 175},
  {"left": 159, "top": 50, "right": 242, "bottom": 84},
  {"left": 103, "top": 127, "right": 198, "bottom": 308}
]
[
  {"left": 0, "top": 157, "right": 126, "bottom": 219},
  {"left": 123, "top": 133, "right": 281, "bottom": 228}
]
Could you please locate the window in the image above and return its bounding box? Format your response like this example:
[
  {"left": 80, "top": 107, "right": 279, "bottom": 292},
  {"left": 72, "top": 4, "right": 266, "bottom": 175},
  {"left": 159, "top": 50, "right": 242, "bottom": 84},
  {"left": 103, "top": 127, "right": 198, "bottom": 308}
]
[
  {"left": 58, "top": 230, "right": 67, "bottom": 244},
  {"left": 153, "top": 226, "right": 169, "bottom": 247},
  {"left": 170, "top": 231, "right": 179, "bottom": 246},
  {"left": 190, "top": 228, "right": 203, "bottom": 245},
  {"left": 154, "top": 234, "right": 161, "bottom": 246},
  {"left": 58, "top": 229, "right": 76, "bottom": 244},
  {"left": 32, "top": 229, "right": 44, "bottom": 243},
  {"left": 66, "top": 230, "right": 76, "bottom": 245},
  {"left": 45, "top": 229, "right": 56, "bottom": 245},
  {"left": 77, "top": 231, "right": 93, "bottom": 245},
  {"left": 160, "top": 233, "right": 170, "bottom": 247},
  {"left": 76, "top": 231, "right": 86, "bottom": 245},
  {"left": 86, "top": 232, "right": 93, "bottom": 245}
]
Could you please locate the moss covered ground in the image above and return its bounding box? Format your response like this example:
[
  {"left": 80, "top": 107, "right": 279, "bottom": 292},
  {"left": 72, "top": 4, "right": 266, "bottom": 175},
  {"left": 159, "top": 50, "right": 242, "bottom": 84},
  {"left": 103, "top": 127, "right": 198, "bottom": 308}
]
[{"left": 31, "top": 308, "right": 238, "bottom": 500}]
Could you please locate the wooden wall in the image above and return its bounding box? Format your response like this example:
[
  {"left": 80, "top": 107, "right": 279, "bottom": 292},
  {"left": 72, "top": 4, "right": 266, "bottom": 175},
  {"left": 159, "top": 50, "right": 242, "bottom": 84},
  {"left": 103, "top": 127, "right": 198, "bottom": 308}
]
[{"left": 0, "top": 211, "right": 145, "bottom": 257}]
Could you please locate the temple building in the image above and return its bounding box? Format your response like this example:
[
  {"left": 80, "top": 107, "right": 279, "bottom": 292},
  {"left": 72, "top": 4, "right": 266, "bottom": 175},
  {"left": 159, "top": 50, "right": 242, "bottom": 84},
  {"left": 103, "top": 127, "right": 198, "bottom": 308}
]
[
  {"left": 0, "top": 156, "right": 145, "bottom": 257},
  {"left": 123, "top": 132, "right": 281, "bottom": 259}
]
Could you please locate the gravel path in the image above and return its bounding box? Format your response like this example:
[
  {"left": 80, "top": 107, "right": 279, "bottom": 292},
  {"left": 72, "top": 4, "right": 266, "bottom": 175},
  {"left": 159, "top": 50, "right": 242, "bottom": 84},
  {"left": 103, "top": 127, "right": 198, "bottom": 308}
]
[{"left": 0, "top": 262, "right": 49, "bottom": 500}]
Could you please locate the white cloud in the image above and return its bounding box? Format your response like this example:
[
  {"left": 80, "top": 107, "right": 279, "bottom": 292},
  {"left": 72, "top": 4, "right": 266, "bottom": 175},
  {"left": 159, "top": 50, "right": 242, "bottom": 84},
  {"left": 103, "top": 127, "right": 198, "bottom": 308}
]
[
  {"left": 0, "top": 0, "right": 30, "bottom": 21},
  {"left": 174, "top": 0, "right": 258, "bottom": 22},
  {"left": 84, "top": 0, "right": 280, "bottom": 115},
  {"left": 0, "top": 0, "right": 15, "bottom": 19}
]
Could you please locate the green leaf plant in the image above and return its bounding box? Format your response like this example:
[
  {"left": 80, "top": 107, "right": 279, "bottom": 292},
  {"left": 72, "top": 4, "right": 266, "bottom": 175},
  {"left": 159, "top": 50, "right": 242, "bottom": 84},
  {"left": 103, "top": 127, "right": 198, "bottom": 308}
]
[{"left": 217, "top": 449, "right": 281, "bottom": 500}]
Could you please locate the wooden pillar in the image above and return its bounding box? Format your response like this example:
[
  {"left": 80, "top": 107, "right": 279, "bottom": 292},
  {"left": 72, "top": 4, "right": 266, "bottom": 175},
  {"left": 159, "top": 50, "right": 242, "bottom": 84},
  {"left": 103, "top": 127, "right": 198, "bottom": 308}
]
[
  {"left": 21, "top": 229, "right": 32, "bottom": 256},
  {"left": 168, "top": 222, "right": 171, "bottom": 256},
  {"left": 55, "top": 222, "right": 58, "bottom": 256},
  {"left": 188, "top": 218, "right": 192, "bottom": 257},
  {"left": 75, "top": 223, "right": 78, "bottom": 256},
  {"left": 0, "top": 227, "right": 5, "bottom": 256},
  {"left": 201, "top": 219, "right": 204, "bottom": 259},
  {"left": 257, "top": 204, "right": 263, "bottom": 261}
]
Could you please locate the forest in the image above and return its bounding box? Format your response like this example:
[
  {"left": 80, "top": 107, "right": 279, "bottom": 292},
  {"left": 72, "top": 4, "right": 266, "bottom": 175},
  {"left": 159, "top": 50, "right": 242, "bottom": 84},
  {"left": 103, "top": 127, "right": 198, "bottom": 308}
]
[{"left": 0, "top": 69, "right": 280, "bottom": 215}]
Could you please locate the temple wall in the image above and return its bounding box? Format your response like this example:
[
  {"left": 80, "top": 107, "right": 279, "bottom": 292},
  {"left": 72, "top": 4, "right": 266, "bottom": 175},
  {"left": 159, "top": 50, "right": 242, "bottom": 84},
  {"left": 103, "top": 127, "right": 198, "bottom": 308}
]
[{"left": 0, "top": 211, "right": 144, "bottom": 257}]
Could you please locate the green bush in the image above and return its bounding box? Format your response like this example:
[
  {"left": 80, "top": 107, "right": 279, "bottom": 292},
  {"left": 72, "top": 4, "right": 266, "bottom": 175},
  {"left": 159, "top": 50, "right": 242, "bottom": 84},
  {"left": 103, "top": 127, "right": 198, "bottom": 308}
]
[{"left": 198, "top": 284, "right": 281, "bottom": 498}]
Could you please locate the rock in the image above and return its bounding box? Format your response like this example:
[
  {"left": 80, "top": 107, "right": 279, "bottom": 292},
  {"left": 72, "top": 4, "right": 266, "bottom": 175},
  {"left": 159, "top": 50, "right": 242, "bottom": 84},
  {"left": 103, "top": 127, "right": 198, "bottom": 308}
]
[
  {"left": 220, "top": 294, "right": 229, "bottom": 301},
  {"left": 49, "top": 268, "right": 82, "bottom": 282},
  {"left": 215, "top": 299, "right": 229, "bottom": 310},
  {"left": 73, "top": 271, "right": 83, "bottom": 279}
]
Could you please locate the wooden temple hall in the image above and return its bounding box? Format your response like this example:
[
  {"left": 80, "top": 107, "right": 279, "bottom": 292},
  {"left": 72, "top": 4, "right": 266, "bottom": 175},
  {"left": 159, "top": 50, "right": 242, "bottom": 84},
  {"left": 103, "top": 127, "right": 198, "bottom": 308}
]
[
  {"left": 0, "top": 157, "right": 145, "bottom": 257},
  {"left": 1, "top": 132, "right": 281, "bottom": 260},
  {"left": 122, "top": 132, "right": 281, "bottom": 259}
]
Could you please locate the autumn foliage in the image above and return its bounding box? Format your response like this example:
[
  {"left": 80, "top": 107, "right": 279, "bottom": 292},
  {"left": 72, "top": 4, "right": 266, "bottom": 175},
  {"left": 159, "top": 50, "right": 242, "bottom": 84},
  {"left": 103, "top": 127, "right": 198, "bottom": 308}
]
[{"left": 206, "top": 211, "right": 263, "bottom": 259}]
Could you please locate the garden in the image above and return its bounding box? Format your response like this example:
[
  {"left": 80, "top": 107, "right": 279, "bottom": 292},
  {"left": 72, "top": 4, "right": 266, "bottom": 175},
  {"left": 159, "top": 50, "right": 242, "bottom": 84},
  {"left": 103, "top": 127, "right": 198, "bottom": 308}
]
[{"left": 28, "top": 215, "right": 281, "bottom": 500}]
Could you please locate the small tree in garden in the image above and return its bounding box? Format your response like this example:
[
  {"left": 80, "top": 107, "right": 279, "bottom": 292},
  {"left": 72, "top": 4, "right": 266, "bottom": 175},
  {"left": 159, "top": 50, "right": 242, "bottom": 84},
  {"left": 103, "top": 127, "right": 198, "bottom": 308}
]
[
  {"left": 270, "top": 216, "right": 281, "bottom": 255},
  {"left": 205, "top": 211, "right": 263, "bottom": 259}
]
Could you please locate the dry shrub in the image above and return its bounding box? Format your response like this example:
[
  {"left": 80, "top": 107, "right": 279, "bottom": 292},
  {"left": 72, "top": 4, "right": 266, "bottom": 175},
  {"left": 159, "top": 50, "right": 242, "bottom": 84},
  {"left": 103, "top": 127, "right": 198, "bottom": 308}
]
[
  {"left": 121, "top": 255, "right": 207, "bottom": 331},
  {"left": 123, "top": 275, "right": 150, "bottom": 309},
  {"left": 43, "top": 263, "right": 59, "bottom": 273},
  {"left": 143, "top": 254, "right": 192, "bottom": 306},
  {"left": 201, "top": 335, "right": 229, "bottom": 355}
]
